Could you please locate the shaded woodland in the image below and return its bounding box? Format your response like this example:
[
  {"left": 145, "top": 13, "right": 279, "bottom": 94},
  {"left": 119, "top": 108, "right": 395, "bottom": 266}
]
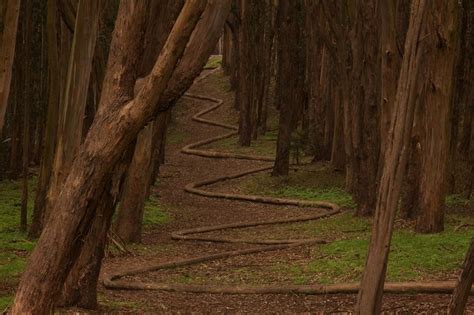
[{"left": 0, "top": 0, "right": 473, "bottom": 314}]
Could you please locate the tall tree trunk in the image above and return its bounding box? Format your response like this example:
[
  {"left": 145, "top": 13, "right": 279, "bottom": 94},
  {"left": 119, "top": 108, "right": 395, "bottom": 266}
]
[
  {"left": 0, "top": 0, "right": 21, "bottom": 135},
  {"left": 238, "top": 0, "right": 264, "bottom": 146},
  {"left": 448, "top": 239, "right": 474, "bottom": 315},
  {"left": 349, "top": 0, "right": 381, "bottom": 217},
  {"left": 379, "top": 0, "right": 403, "bottom": 177},
  {"left": 115, "top": 124, "right": 153, "bottom": 243},
  {"left": 20, "top": 0, "right": 32, "bottom": 232},
  {"left": 45, "top": 0, "right": 102, "bottom": 227},
  {"left": 29, "top": 0, "right": 62, "bottom": 238},
  {"left": 272, "top": 0, "right": 305, "bottom": 176},
  {"left": 115, "top": 0, "right": 231, "bottom": 244},
  {"left": 415, "top": 0, "right": 460, "bottom": 234},
  {"left": 355, "top": 1, "right": 430, "bottom": 312},
  {"left": 11, "top": 1, "right": 207, "bottom": 313}
]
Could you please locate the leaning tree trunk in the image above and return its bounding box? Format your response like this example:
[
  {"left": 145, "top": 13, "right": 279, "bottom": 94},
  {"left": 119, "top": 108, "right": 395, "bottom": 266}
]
[
  {"left": 116, "top": 0, "right": 231, "bottom": 245},
  {"left": 60, "top": 0, "right": 232, "bottom": 309},
  {"left": 448, "top": 239, "right": 474, "bottom": 315},
  {"left": 113, "top": 0, "right": 184, "bottom": 244},
  {"left": 356, "top": 0, "right": 460, "bottom": 313},
  {"left": 415, "top": 0, "right": 460, "bottom": 234},
  {"left": 0, "top": 0, "right": 21, "bottom": 136},
  {"left": 10, "top": 1, "right": 207, "bottom": 313},
  {"left": 272, "top": 0, "right": 305, "bottom": 176}
]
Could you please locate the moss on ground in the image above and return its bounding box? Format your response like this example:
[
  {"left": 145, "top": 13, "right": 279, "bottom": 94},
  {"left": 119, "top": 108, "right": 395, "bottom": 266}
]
[
  {"left": 0, "top": 179, "right": 36, "bottom": 289},
  {"left": 143, "top": 196, "right": 171, "bottom": 227},
  {"left": 205, "top": 55, "right": 222, "bottom": 69}
]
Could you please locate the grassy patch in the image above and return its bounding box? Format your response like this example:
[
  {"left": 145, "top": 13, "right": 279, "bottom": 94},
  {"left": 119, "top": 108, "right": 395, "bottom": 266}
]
[
  {"left": 0, "top": 178, "right": 37, "bottom": 286},
  {"left": 270, "top": 211, "right": 473, "bottom": 285},
  {"left": 0, "top": 295, "right": 12, "bottom": 311},
  {"left": 167, "top": 126, "right": 187, "bottom": 145},
  {"left": 446, "top": 194, "right": 473, "bottom": 208},
  {"left": 205, "top": 130, "right": 278, "bottom": 158},
  {"left": 205, "top": 55, "right": 222, "bottom": 69},
  {"left": 143, "top": 196, "right": 171, "bottom": 227},
  {"left": 242, "top": 162, "right": 355, "bottom": 208}
]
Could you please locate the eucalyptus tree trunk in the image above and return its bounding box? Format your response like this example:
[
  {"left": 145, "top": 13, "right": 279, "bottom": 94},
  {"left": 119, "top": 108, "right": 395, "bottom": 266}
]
[
  {"left": 46, "top": 0, "right": 103, "bottom": 228},
  {"left": 272, "top": 0, "right": 305, "bottom": 176},
  {"left": 238, "top": 0, "right": 265, "bottom": 146},
  {"left": 115, "top": 0, "right": 231, "bottom": 243},
  {"left": 356, "top": 1, "right": 460, "bottom": 313},
  {"left": 20, "top": 0, "right": 32, "bottom": 232},
  {"left": 10, "top": 1, "right": 207, "bottom": 313},
  {"left": 448, "top": 239, "right": 474, "bottom": 315},
  {"left": 0, "top": 0, "right": 21, "bottom": 136},
  {"left": 349, "top": 0, "right": 381, "bottom": 217},
  {"left": 61, "top": 0, "right": 231, "bottom": 309},
  {"left": 30, "top": 0, "right": 62, "bottom": 237},
  {"left": 415, "top": 0, "right": 460, "bottom": 233}
]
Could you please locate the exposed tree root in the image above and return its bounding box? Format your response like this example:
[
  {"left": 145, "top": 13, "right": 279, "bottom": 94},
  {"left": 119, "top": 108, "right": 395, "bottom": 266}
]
[{"left": 103, "top": 80, "right": 472, "bottom": 296}]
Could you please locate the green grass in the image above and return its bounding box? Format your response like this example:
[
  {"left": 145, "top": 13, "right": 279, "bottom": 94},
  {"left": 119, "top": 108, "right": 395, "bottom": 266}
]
[
  {"left": 205, "top": 55, "right": 222, "bottom": 69},
  {"left": 167, "top": 126, "right": 187, "bottom": 145},
  {"left": 205, "top": 130, "right": 278, "bottom": 158},
  {"left": 446, "top": 194, "right": 473, "bottom": 208},
  {"left": 242, "top": 162, "right": 355, "bottom": 208},
  {"left": 0, "top": 295, "right": 12, "bottom": 311},
  {"left": 271, "top": 211, "right": 473, "bottom": 285},
  {"left": 143, "top": 196, "right": 171, "bottom": 227},
  {"left": 0, "top": 178, "right": 37, "bottom": 287}
]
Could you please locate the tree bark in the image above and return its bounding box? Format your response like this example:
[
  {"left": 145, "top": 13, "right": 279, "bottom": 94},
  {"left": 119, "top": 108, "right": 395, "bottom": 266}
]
[
  {"left": 355, "top": 1, "right": 430, "bottom": 312},
  {"left": 11, "top": 1, "right": 207, "bottom": 313},
  {"left": 20, "top": 0, "right": 32, "bottom": 232},
  {"left": 272, "top": 0, "right": 305, "bottom": 176},
  {"left": 448, "top": 239, "right": 474, "bottom": 315},
  {"left": 237, "top": 0, "right": 264, "bottom": 146},
  {"left": 415, "top": 0, "right": 460, "bottom": 234},
  {"left": 0, "top": 0, "right": 21, "bottom": 135},
  {"left": 115, "top": 0, "right": 231, "bottom": 244},
  {"left": 29, "top": 0, "right": 62, "bottom": 238},
  {"left": 349, "top": 0, "right": 381, "bottom": 217},
  {"left": 46, "top": 0, "right": 102, "bottom": 227}
]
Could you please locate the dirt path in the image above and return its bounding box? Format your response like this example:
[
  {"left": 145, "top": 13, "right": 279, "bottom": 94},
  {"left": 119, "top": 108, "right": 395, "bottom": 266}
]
[{"left": 99, "top": 70, "right": 473, "bottom": 314}]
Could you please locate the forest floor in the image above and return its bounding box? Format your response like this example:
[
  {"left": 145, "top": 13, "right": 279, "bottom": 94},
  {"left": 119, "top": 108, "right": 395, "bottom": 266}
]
[{"left": 0, "top": 67, "right": 473, "bottom": 313}]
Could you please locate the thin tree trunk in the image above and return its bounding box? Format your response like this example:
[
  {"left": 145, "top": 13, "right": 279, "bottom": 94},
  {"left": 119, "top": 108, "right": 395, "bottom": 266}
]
[
  {"left": 20, "top": 0, "right": 32, "bottom": 232},
  {"left": 355, "top": 1, "right": 430, "bottom": 312},
  {"left": 0, "top": 0, "right": 21, "bottom": 135},
  {"left": 448, "top": 239, "right": 474, "bottom": 315},
  {"left": 29, "top": 0, "right": 62, "bottom": 238}
]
